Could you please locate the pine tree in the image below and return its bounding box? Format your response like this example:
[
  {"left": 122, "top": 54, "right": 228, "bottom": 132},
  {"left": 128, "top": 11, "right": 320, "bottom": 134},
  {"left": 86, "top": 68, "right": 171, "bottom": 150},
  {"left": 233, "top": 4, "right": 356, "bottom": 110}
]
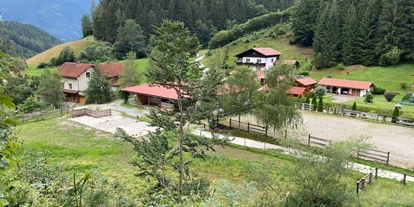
[
  {"left": 81, "top": 14, "right": 93, "bottom": 38},
  {"left": 313, "top": 0, "right": 340, "bottom": 68},
  {"left": 113, "top": 19, "right": 145, "bottom": 59},
  {"left": 341, "top": 3, "right": 358, "bottom": 65},
  {"left": 84, "top": 65, "right": 113, "bottom": 104},
  {"left": 291, "top": 0, "right": 323, "bottom": 46}
]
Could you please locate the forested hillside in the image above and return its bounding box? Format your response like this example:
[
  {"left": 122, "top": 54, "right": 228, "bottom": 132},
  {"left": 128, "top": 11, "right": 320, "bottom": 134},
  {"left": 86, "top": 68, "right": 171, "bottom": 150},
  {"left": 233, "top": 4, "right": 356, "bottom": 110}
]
[
  {"left": 0, "top": 21, "right": 62, "bottom": 58},
  {"left": 292, "top": 0, "right": 414, "bottom": 68},
  {"left": 92, "top": 0, "right": 295, "bottom": 48}
]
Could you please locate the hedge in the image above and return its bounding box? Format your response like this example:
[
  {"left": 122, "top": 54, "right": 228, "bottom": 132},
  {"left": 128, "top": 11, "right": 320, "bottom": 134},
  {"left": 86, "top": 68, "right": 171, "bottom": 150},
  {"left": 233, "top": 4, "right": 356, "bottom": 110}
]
[{"left": 208, "top": 9, "right": 291, "bottom": 49}]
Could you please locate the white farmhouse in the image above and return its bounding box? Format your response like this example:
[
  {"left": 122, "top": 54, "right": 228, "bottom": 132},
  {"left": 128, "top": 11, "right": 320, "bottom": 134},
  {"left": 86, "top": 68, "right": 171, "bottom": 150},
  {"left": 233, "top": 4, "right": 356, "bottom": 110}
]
[{"left": 235, "top": 47, "right": 282, "bottom": 71}]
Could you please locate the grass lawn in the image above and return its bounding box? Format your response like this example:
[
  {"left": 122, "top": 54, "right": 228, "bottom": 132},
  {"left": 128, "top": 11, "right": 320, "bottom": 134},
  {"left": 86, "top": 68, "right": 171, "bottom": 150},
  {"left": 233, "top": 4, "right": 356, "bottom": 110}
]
[
  {"left": 205, "top": 37, "right": 314, "bottom": 67},
  {"left": 25, "top": 65, "right": 58, "bottom": 76},
  {"left": 16, "top": 117, "right": 414, "bottom": 205},
  {"left": 310, "top": 63, "right": 414, "bottom": 92},
  {"left": 345, "top": 94, "right": 414, "bottom": 114}
]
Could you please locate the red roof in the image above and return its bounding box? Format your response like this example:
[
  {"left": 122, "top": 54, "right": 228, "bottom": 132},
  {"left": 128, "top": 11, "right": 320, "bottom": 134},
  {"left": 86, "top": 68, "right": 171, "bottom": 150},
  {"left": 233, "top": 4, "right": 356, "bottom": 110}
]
[
  {"left": 295, "top": 77, "right": 317, "bottom": 86},
  {"left": 257, "top": 70, "right": 265, "bottom": 79},
  {"left": 253, "top": 48, "right": 282, "bottom": 56},
  {"left": 122, "top": 84, "right": 178, "bottom": 100},
  {"left": 259, "top": 84, "right": 305, "bottom": 95},
  {"left": 287, "top": 87, "right": 306, "bottom": 95},
  {"left": 100, "top": 62, "right": 123, "bottom": 77},
  {"left": 318, "top": 78, "right": 374, "bottom": 90},
  {"left": 57, "top": 62, "right": 93, "bottom": 78}
]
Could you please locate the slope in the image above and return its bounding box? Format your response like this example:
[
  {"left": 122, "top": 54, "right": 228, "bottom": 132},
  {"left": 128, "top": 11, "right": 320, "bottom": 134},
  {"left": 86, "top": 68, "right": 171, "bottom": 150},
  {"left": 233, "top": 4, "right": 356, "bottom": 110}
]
[
  {"left": 0, "top": 21, "right": 62, "bottom": 58},
  {"left": 27, "top": 36, "right": 92, "bottom": 66}
]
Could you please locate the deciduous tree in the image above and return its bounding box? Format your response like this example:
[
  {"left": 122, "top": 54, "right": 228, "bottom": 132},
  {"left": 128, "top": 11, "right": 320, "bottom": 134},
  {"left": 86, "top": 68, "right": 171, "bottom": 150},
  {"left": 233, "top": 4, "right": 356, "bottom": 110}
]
[
  {"left": 84, "top": 65, "right": 113, "bottom": 104},
  {"left": 118, "top": 52, "right": 142, "bottom": 88},
  {"left": 38, "top": 69, "right": 64, "bottom": 109}
]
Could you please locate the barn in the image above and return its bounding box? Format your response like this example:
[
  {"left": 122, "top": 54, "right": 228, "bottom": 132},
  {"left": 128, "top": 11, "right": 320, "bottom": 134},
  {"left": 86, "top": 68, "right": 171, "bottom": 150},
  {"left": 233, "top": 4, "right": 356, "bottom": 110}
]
[{"left": 318, "top": 78, "right": 374, "bottom": 97}]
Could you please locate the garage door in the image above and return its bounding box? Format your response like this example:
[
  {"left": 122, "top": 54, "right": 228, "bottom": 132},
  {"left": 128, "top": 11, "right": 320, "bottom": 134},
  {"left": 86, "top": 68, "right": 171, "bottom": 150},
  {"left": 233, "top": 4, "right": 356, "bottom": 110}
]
[{"left": 351, "top": 90, "right": 360, "bottom": 97}]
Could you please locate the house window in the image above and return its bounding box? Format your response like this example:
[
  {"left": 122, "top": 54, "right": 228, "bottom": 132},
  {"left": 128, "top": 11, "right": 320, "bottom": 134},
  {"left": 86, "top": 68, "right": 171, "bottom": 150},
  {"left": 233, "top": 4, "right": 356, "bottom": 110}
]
[
  {"left": 86, "top": 72, "right": 91, "bottom": 78},
  {"left": 257, "top": 59, "right": 262, "bottom": 63},
  {"left": 69, "top": 83, "right": 72, "bottom": 89},
  {"left": 271, "top": 58, "right": 274, "bottom": 63},
  {"left": 246, "top": 58, "right": 250, "bottom": 63}
]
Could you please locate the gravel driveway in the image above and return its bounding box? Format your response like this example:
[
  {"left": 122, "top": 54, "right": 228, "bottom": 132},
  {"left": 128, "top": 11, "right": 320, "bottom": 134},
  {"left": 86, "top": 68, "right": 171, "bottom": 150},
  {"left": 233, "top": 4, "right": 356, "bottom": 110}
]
[{"left": 236, "top": 111, "right": 414, "bottom": 168}]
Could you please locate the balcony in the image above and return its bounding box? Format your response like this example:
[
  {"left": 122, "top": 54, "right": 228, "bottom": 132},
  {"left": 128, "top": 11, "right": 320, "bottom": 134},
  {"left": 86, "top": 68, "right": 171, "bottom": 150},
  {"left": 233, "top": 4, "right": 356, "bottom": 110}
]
[{"left": 236, "top": 61, "right": 266, "bottom": 67}]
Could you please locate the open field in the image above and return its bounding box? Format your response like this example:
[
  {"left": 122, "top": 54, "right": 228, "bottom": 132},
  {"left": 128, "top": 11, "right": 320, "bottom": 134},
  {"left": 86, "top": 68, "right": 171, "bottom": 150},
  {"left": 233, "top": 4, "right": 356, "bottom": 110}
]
[
  {"left": 27, "top": 36, "right": 93, "bottom": 66},
  {"left": 345, "top": 94, "right": 414, "bottom": 114},
  {"left": 16, "top": 116, "right": 414, "bottom": 205},
  {"left": 310, "top": 63, "right": 414, "bottom": 92}
]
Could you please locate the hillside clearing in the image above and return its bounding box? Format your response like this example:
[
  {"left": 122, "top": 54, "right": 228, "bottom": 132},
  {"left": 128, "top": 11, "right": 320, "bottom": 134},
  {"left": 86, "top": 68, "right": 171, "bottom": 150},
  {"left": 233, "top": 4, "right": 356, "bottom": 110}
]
[{"left": 27, "top": 36, "right": 93, "bottom": 66}]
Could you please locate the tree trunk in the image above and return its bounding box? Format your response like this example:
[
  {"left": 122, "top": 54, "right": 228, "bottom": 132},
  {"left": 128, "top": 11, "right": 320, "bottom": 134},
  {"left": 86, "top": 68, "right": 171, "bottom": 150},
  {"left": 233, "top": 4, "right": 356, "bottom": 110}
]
[
  {"left": 273, "top": 128, "right": 276, "bottom": 141},
  {"left": 238, "top": 114, "right": 241, "bottom": 130},
  {"left": 177, "top": 86, "right": 184, "bottom": 197}
]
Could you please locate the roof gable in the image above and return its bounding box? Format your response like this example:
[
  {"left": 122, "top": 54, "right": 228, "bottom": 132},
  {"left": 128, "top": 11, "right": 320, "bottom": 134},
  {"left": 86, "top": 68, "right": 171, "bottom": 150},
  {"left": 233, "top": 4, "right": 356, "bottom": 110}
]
[
  {"left": 100, "top": 62, "right": 123, "bottom": 77},
  {"left": 235, "top": 47, "right": 283, "bottom": 57},
  {"left": 318, "top": 78, "right": 374, "bottom": 90},
  {"left": 57, "top": 62, "right": 93, "bottom": 78},
  {"left": 295, "top": 77, "right": 317, "bottom": 86}
]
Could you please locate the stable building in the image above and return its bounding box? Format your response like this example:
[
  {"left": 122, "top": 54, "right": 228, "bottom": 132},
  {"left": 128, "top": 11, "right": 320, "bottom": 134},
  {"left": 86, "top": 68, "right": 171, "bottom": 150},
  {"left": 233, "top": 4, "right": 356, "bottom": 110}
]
[
  {"left": 318, "top": 78, "right": 374, "bottom": 97},
  {"left": 122, "top": 84, "right": 177, "bottom": 110}
]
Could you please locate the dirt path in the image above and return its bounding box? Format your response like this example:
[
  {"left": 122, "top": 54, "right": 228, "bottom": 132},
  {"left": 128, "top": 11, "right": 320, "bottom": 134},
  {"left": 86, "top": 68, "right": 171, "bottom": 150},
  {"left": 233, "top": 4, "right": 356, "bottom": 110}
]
[{"left": 236, "top": 111, "right": 414, "bottom": 168}]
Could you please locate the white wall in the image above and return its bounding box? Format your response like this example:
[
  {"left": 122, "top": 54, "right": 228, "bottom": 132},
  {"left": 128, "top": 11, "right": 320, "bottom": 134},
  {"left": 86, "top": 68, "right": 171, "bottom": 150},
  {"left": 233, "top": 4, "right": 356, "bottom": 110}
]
[
  {"left": 63, "top": 78, "right": 78, "bottom": 90},
  {"left": 77, "top": 67, "right": 94, "bottom": 91},
  {"left": 265, "top": 56, "right": 277, "bottom": 69},
  {"left": 241, "top": 56, "right": 277, "bottom": 70},
  {"left": 241, "top": 57, "right": 265, "bottom": 63}
]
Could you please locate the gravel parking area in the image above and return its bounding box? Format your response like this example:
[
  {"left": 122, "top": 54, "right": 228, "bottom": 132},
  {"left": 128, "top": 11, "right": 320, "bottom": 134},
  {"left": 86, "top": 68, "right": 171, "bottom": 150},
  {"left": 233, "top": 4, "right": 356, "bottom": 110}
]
[
  {"left": 70, "top": 115, "right": 156, "bottom": 137},
  {"left": 236, "top": 111, "right": 414, "bottom": 168}
]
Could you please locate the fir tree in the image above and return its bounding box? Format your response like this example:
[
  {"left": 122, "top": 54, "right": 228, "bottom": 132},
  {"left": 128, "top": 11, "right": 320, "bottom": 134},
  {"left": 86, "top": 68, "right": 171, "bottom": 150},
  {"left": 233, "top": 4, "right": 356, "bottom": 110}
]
[{"left": 291, "top": 0, "right": 323, "bottom": 46}]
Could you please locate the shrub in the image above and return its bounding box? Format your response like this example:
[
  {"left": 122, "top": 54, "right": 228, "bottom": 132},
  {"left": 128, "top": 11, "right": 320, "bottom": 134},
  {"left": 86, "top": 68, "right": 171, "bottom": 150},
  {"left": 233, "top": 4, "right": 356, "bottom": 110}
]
[
  {"left": 391, "top": 106, "right": 399, "bottom": 123},
  {"left": 312, "top": 97, "right": 317, "bottom": 111},
  {"left": 305, "top": 92, "right": 315, "bottom": 99},
  {"left": 37, "top": 62, "right": 49, "bottom": 69},
  {"left": 400, "top": 82, "right": 407, "bottom": 89},
  {"left": 317, "top": 96, "right": 323, "bottom": 112},
  {"left": 326, "top": 74, "right": 332, "bottom": 78},
  {"left": 384, "top": 91, "right": 397, "bottom": 102},
  {"left": 301, "top": 61, "right": 312, "bottom": 71},
  {"left": 402, "top": 93, "right": 413, "bottom": 101},
  {"left": 305, "top": 96, "right": 310, "bottom": 104},
  {"left": 314, "top": 86, "right": 326, "bottom": 97},
  {"left": 371, "top": 87, "right": 386, "bottom": 95},
  {"left": 352, "top": 102, "right": 357, "bottom": 110},
  {"left": 337, "top": 63, "right": 345, "bottom": 70},
  {"left": 364, "top": 92, "right": 374, "bottom": 103},
  {"left": 297, "top": 71, "right": 309, "bottom": 76}
]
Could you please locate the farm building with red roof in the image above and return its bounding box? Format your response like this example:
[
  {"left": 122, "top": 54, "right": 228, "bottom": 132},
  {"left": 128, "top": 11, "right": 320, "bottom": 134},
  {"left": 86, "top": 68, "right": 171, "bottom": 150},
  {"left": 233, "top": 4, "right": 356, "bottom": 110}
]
[
  {"left": 318, "top": 78, "right": 374, "bottom": 97},
  {"left": 122, "top": 84, "right": 178, "bottom": 110},
  {"left": 57, "top": 62, "right": 123, "bottom": 104},
  {"left": 295, "top": 77, "right": 317, "bottom": 92}
]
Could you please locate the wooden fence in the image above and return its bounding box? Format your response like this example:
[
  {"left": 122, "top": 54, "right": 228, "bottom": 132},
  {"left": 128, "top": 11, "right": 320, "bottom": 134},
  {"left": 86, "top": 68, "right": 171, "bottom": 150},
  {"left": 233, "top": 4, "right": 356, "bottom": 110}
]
[
  {"left": 71, "top": 108, "right": 112, "bottom": 118},
  {"left": 226, "top": 118, "right": 393, "bottom": 166},
  {"left": 356, "top": 168, "right": 377, "bottom": 194},
  {"left": 357, "top": 149, "right": 390, "bottom": 165},
  {"left": 297, "top": 103, "right": 414, "bottom": 126},
  {"left": 21, "top": 110, "right": 63, "bottom": 123}
]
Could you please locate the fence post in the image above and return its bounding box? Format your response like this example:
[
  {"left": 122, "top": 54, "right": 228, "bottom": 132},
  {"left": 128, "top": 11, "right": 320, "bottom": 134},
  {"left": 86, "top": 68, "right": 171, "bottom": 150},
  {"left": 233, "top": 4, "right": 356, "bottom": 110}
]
[
  {"left": 375, "top": 167, "right": 378, "bottom": 179},
  {"left": 248, "top": 122, "right": 250, "bottom": 132},
  {"left": 386, "top": 152, "right": 390, "bottom": 165},
  {"left": 368, "top": 172, "right": 373, "bottom": 185},
  {"left": 308, "top": 134, "right": 311, "bottom": 147},
  {"left": 285, "top": 129, "right": 287, "bottom": 140},
  {"left": 361, "top": 178, "right": 366, "bottom": 191},
  {"left": 229, "top": 118, "right": 232, "bottom": 128},
  {"left": 403, "top": 174, "right": 407, "bottom": 185},
  {"left": 356, "top": 181, "right": 360, "bottom": 194}
]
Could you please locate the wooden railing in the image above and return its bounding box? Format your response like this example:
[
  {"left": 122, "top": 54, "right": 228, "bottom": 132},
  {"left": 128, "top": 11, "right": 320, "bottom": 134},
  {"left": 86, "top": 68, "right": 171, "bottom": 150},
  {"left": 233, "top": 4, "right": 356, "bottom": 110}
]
[
  {"left": 71, "top": 108, "right": 112, "bottom": 118},
  {"left": 357, "top": 149, "right": 390, "bottom": 165},
  {"left": 356, "top": 168, "right": 377, "bottom": 194}
]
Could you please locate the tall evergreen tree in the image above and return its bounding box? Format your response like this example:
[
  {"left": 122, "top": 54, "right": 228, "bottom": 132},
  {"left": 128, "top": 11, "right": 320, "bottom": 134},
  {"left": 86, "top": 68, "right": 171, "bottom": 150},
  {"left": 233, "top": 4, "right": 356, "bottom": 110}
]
[
  {"left": 341, "top": 3, "right": 359, "bottom": 65},
  {"left": 81, "top": 14, "right": 93, "bottom": 38},
  {"left": 113, "top": 19, "right": 145, "bottom": 59},
  {"left": 291, "top": 0, "right": 323, "bottom": 46},
  {"left": 313, "top": 0, "right": 341, "bottom": 68}
]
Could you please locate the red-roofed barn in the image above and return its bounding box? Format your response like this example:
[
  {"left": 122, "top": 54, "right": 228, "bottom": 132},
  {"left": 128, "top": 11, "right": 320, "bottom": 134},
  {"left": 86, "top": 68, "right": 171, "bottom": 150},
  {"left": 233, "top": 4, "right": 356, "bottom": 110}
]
[
  {"left": 318, "top": 78, "right": 374, "bottom": 97},
  {"left": 122, "top": 84, "right": 177, "bottom": 110},
  {"left": 295, "top": 77, "right": 317, "bottom": 92}
]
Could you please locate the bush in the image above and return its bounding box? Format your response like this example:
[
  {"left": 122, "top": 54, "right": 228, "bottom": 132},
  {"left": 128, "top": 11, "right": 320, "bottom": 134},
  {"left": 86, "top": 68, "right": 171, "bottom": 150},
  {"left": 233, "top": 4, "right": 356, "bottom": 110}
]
[
  {"left": 352, "top": 102, "right": 357, "bottom": 110},
  {"left": 364, "top": 92, "right": 374, "bottom": 103},
  {"left": 384, "top": 91, "right": 397, "bottom": 102},
  {"left": 400, "top": 82, "right": 407, "bottom": 89},
  {"left": 402, "top": 93, "right": 413, "bottom": 101},
  {"left": 301, "top": 61, "right": 312, "bottom": 71},
  {"left": 317, "top": 96, "right": 323, "bottom": 112},
  {"left": 305, "top": 92, "right": 315, "bottom": 99},
  {"left": 297, "top": 71, "right": 309, "bottom": 76},
  {"left": 391, "top": 106, "right": 399, "bottom": 123},
  {"left": 314, "top": 86, "right": 326, "bottom": 97},
  {"left": 326, "top": 74, "right": 332, "bottom": 78},
  {"left": 312, "top": 97, "right": 317, "bottom": 111},
  {"left": 371, "top": 87, "right": 386, "bottom": 95},
  {"left": 37, "top": 62, "right": 49, "bottom": 69},
  {"left": 337, "top": 63, "right": 345, "bottom": 70}
]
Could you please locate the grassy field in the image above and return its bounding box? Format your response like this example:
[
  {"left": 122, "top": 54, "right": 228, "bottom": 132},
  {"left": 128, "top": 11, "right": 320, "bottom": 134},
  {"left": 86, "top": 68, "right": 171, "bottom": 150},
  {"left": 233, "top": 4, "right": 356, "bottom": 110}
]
[
  {"left": 27, "top": 36, "right": 93, "bottom": 66},
  {"left": 205, "top": 37, "right": 314, "bottom": 67},
  {"left": 345, "top": 94, "right": 414, "bottom": 113},
  {"left": 16, "top": 117, "right": 414, "bottom": 205},
  {"left": 310, "top": 63, "right": 414, "bottom": 92}
]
